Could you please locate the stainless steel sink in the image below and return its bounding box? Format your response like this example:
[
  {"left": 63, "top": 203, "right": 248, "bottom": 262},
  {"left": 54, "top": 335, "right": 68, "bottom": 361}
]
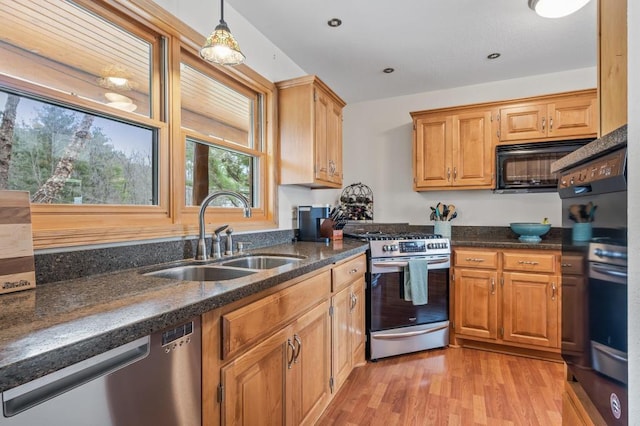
[
  {"left": 219, "top": 255, "right": 303, "bottom": 270},
  {"left": 145, "top": 265, "right": 257, "bottom": 281}
]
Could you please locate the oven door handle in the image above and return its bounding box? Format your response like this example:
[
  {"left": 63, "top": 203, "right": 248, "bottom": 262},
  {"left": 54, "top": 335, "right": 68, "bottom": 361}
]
[
  {"left": 591, "top": 265, "right": 628, "bottom": 279},
  {"left": 372, "top": 258, "right": 450, "bottom": 268},
  {"left": 373, "top": 324, "right": 449, "bottom": 339}
]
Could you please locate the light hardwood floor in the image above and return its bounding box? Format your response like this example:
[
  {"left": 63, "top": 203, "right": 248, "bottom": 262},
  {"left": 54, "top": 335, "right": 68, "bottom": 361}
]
[{"left": 317, "top": 347, "right": 564, "bottom": 425}]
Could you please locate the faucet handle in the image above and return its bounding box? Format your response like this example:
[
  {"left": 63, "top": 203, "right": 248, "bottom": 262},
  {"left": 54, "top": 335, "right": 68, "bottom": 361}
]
[{"left": 214, "top": 224, "right": 228, "bottom": 236}]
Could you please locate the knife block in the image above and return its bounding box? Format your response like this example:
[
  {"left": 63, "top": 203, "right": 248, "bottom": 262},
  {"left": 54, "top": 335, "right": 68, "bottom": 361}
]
[
  {"left": 0, "top": 191, "right": 36, "bottom": 295},
  {"left": 320, "top": 219, "right": 343, "bottom": 240}
]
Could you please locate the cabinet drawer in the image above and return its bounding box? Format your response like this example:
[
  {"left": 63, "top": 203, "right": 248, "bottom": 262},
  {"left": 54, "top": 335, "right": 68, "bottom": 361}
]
[
  {"left": 454, "top": 249, "right": 499, "bottom": 269},
  {"left": 561, "top": 255, "right": 585, "bottom": 275},
  {"left": 222, "top": 270, "right": 331, "bottom": 359},
  {"left": 503, "top": 251, "right": 557, "bottom": 273},
  {"left": 332, "top": 254, "right": 366, "bottom": 292}
]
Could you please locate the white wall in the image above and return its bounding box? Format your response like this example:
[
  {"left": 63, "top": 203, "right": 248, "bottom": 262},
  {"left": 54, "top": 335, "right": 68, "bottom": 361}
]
[
  {"left": 321, "top": 68, "right": 597, "bottom": 227},
  {"left": 627, "top": 1, "right": 638, "bottom": 422}
]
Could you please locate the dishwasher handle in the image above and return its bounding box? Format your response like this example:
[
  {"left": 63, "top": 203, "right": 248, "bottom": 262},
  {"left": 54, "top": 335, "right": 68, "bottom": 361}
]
[{"left": 3, "top": 336, "right": 150, "bottom": 417}]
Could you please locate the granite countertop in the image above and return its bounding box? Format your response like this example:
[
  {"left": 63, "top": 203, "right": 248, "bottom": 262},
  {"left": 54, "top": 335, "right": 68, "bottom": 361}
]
[
  {"left": 0, "top": 239, "right": 368, "bottom": 393},
  {"left": 450, "top": 234, "right": 561, "bottom": 250},
  {"left": 550, "top": 124, "right": 627, "bottom": 173}
]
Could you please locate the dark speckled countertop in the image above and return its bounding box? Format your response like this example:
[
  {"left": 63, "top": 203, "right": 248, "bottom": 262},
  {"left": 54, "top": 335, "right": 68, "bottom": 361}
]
[
  {"left": 449, "top": 227, "right": 561, "bottom": 250},
  {"left": 0, "top": 240, "right": 368, "bottom": 393}
]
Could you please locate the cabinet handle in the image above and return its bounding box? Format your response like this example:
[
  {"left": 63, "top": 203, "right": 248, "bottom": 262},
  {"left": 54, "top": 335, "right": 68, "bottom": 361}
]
[
  {"left": 518, "top": 260, "right": 539, "bottom": 265},
  {"left": 447, "top": 167, "right": 451, "bottom": 181},
  {"left": 465, "top": 257, "right": 485, "bottom": 262},
  {"left": 350, "top": 293, "right": 358, "bottom": 311},
  {"left": 293, "top": 334, "right": 302, "bottom": 364},
  {"left": 491, "top": 278, "right": 495, "bottom": 295},
  {"left": 329, "top": 160, "right": 336, "bottom": 175},
  {"left": 549, "top": 117, "right": 553, "bottom": 131},
  {"left": 287, "top": 339, "right": 296, "bottom": 369},
  {"left": 561, "top": 263, "right": 572, "bottom": 268},
  {"left": 551, "top": 282, "right": 557, "bottom": 301},
  {"left": 542, "top": 117, "right": 546, "bottom": 131},
  {"left": 453, "top": 167, "right": 457, "bottom": 180},
  {"left": 349, "top": 267, "right": 359, "bottom": 274}
]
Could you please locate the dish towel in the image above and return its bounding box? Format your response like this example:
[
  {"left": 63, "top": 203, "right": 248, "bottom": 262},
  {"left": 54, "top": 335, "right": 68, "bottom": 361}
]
[{"left": 404, "top": 259, "right": 429, "bottom": 305}]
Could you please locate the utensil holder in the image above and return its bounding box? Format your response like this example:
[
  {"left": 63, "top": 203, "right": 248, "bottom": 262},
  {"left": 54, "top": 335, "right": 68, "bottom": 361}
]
[
  {"left": 572, "top": 222, "right": 592, "bottom": 242},
  {"left": 434, "top": 221, "right": 452, "bottom": 239}
]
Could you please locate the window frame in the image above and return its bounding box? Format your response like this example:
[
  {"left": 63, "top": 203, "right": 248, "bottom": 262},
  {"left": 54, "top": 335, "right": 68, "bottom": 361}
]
[{"left": 0, "top": 0, "right": 278, "bottom": 249}]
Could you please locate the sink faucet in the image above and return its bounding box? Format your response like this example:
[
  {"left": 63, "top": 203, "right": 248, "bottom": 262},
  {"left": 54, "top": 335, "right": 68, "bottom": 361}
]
[{"left": 196, "top": 191, "right": 252, "bottom": 260}]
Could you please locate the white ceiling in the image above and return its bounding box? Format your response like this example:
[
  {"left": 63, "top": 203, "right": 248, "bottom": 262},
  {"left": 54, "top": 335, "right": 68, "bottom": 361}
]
[{"left": 225, "top": 0, "right": 597, "bottom": 104}]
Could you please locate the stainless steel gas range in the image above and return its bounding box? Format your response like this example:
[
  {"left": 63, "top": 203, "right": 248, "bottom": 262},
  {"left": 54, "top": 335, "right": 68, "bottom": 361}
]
[{"left": 345, "top": 232, "right": 451, "bottom": 360}]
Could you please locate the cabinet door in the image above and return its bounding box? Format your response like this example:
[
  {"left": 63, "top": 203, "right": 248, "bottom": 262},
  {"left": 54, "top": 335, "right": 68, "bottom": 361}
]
[
  {"left": 288, "top": 301, "right": 331, "bottom": 426},
  {"left": 599, "top": 0, "right": 627, "bottom": 135},
  {"left": 452, "top": 110, "right": 494, "bottom": 187},
  {"left": 413, "top": 115, "right": 453, "bottom": 188},
  {"left": 350, "top": 277, "right": 366, "bottom": 367},
  {"left": 499, "top": 103, "right": 547, "bottom": 141},
  {"left": 454, "top": 268, "right": 498, "bottom": 340},
  {"left": 331, "top": 285, "right": 352, "bottom": 392},
  {"left": 314, "top": 89, "right": 330, "bottom": 183},
  {"left": 547, "top": 97, "right": 597, "bottom": 139},
  {"left": 327, "top": 100, "right": 343, "bottom": 185},
  {"left": 221, "top": 328, "right": 289, "bottom": 426},
  {"left": 502, "top": 272, "right": 559, "bottom": 348}
]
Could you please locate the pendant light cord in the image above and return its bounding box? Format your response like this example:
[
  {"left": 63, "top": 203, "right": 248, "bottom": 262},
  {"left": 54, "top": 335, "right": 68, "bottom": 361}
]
[{"left": 220, "top": 0, "right": 225, "bottom": 24}]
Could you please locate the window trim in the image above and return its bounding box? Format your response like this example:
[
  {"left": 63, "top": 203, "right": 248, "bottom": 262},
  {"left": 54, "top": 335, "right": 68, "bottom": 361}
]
[{"left": 0, "top": 0, "right": 278, "bottom": 249}]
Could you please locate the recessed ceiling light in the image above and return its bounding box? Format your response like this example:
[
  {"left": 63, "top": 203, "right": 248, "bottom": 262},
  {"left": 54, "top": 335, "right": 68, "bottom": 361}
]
[
  {"left": 327, "top": 18, "right": 342, "bottom": 27},
  {"left": 383, "top": 68, "right": 395, "bottom": 74},
  {"left": 487, "top": 53, "right": 501, "bottom": 60}
]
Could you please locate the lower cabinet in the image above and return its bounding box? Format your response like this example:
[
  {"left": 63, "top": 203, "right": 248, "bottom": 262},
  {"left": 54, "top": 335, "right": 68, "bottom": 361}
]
[
  {"left": 331, "top": 275, "right": 365, "bottom": 392},
  {"left": 453, "top": 247, "right": 561, "bottom": 356},
  {"left": 221, "top": 300, "right": 331, "bottom": 426},
  {"left": 203, "top": 253, "right": 367, "bottom": 426}
]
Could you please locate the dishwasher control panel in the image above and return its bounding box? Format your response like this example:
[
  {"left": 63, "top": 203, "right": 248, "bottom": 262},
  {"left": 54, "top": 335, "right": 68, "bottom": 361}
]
[{"left": 161, "top": 320, "right": 194, "bottom": 352}]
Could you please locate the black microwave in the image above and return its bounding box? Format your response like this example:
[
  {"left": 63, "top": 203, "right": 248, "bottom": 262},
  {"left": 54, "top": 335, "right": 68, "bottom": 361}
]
[{"left": 494, "top": 139, "right": 594, "bottom": 193}]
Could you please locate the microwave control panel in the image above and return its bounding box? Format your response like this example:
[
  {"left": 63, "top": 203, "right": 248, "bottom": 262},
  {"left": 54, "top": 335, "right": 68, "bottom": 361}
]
[{"left": 558, "top": 149, "right": 626, "bottom": 189}]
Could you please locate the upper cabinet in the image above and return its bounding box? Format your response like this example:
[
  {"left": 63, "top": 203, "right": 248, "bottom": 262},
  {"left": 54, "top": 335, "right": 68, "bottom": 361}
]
[
  {"left": 497, "top": 90, "right": 598, "bottom": 143},
  {"left": 277, "top": 76, "right": 346, "bottom": 189},
  {"left": 411, "top": 108, "right": 495, "bottom": 191},
  {"left": 599, "top": 0, "right": 627, "bottom": 135},
  {"left": 410, "top": 89, "right": 597, "bottom": 192}
]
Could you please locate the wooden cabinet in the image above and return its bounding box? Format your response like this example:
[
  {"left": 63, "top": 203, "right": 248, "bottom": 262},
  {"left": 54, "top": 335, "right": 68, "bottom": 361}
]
[
  {"left": 277, "top": 75, "right": 345, "bottom": 188},
  {"left": 221, "top": 301, "right": 331, "bottom": 426},
  {"left": 330, "top": 254, "right": 366, "bottom": 393},
  {"left": 412, "top": 108, "right": 494, "bottom": 190},
  {"left": 203, "top": 253, "right": 367, "bottom": 426},
  {"left": 598, "top": 0, "right": 627, "bottom": 135},
  {"left": 498, "top": 90, "right": 597, "bottom": 142},
  {"left": 453, "top": 248, "right": 561, "bottom": 355}
]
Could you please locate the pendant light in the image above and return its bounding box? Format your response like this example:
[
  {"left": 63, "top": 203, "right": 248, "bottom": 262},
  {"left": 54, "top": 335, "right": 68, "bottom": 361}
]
[
  {"left": 200, "top": 0, "right": 245, "bottom": 66},
  {"left": 528, "top": 0, "right": 592, "bottom": 18}
]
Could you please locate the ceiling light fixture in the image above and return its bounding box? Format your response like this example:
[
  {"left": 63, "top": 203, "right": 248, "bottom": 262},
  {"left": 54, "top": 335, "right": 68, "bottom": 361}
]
[
  {"left": 327, "top": 18, "right": 342, "bottom": 27},
  {"left": 487, "top": 53, "right": 501, "bottom": 60},
  {"left": 528, "top": 0, "right": 592, "bottom": 18},
  {"left": 200, "top": 0, "right": 245, "bottom": 66}
]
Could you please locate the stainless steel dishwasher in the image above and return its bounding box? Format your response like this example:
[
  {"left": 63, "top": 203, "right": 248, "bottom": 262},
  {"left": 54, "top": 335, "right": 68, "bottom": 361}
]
[{"left": 1, "top": 317, "right": 201, "bottom": 426}]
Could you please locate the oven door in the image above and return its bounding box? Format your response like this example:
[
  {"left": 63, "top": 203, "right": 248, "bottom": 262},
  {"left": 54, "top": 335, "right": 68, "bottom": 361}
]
[{"left": 370, "top": 256, "right": 449, "bottom": 331}]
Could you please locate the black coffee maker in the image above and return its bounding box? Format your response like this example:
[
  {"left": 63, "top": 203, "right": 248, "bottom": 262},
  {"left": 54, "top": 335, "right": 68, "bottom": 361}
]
[{"left": 297, "top": 205, "right": 330, "bottom": 242}]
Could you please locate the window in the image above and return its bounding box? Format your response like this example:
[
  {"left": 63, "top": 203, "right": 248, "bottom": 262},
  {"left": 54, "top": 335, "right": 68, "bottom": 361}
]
[
  {"left": 179, "top": 54, "right": 268, "bottom": 212},
  {"left": 0, "top": 0, "right": 276, "bottom": 248},
  {"left": 0, "top": 89, "right": 156, "bottom": 205}
]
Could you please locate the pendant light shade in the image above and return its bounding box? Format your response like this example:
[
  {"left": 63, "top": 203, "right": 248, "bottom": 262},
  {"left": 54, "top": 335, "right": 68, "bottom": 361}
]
[
  {"left": 200, "top": 0, "right": 245, "bottom": 66},
  {"left": 528, "top": 0, "right": 592, "bottom": 18}
]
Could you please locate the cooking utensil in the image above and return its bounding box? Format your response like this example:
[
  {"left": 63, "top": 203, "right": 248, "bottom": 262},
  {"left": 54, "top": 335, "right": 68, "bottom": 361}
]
[
  {"left": 569, "top": 204, "right": 583, "bottom": 223},
  {"left": 437, "top": 203, "right": 444, "bottom": 219},
  {"left": 445, "top": 205, "right": 456, "bottom": 221}
]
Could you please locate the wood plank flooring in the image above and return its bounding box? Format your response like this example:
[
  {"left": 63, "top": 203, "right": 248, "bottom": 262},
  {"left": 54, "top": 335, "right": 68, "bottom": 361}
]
[{"left": 316, "top": 347, "right": 564, "bottom": 426}]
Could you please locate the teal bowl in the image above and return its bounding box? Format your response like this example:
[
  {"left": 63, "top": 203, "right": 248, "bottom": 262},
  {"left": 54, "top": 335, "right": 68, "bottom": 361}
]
[{"left": 510, "top": 222, "right": 551, "bottom": 243}]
